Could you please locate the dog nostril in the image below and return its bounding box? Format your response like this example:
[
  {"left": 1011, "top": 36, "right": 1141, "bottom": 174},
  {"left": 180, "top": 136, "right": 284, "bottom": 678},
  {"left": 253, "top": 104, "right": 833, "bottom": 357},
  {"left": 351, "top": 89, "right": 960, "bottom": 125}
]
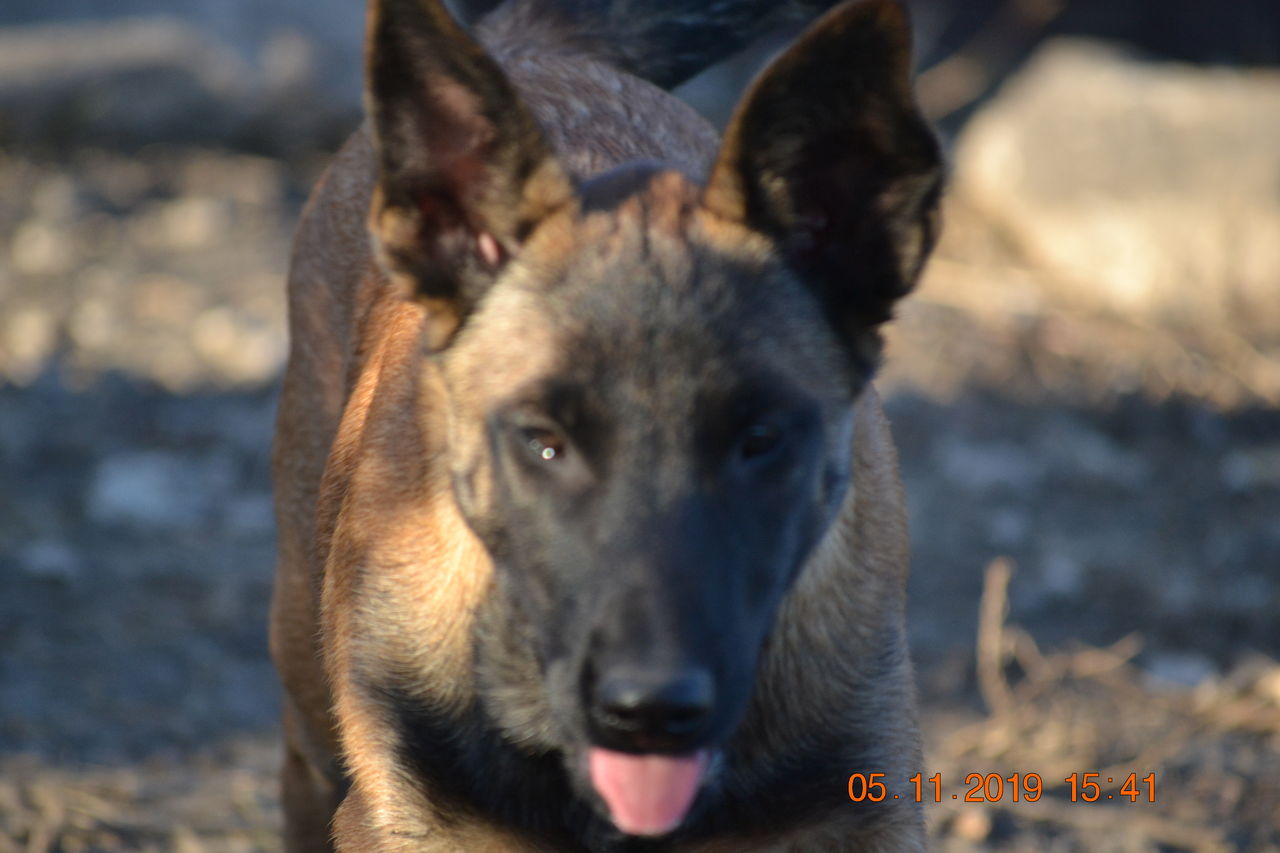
[{"left": 596, "top": 668, "right": 714, "bottom": 737}]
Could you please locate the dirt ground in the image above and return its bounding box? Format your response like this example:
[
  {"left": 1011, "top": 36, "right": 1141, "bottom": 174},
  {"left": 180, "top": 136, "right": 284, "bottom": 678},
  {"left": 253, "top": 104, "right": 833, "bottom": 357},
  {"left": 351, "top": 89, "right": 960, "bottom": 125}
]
[{"left": 2, "top": 27, "right": 1279, "bottom": 853}]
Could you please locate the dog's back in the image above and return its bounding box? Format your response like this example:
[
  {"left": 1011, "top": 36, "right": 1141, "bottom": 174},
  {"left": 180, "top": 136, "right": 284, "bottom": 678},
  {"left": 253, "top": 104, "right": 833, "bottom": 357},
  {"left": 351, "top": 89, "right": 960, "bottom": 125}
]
[{"left": 272, "top": 1, "right": 940, "bottom": 849}]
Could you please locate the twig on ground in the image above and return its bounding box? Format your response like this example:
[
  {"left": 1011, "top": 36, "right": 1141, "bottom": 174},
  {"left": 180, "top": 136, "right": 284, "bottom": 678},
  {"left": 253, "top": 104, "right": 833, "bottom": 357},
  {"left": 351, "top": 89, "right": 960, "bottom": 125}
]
[{"left": 977, "top": 556, "right": 1015, "bottom": 715}]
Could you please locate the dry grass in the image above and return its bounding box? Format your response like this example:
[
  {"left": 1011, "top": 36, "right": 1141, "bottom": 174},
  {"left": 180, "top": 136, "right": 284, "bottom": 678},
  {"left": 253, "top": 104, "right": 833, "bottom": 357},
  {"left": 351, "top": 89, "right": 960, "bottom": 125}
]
[
  {"left": 0, "top": 740, "right": 280, "bottom": 853},
  {"left": 926, "top": 559, "right": 1280, "bottom": 852}
]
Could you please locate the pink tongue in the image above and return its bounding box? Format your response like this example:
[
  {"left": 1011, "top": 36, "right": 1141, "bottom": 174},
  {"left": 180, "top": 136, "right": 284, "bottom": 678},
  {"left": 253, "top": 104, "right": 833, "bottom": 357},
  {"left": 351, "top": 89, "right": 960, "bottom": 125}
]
[{"left": 588, "top": 748, "right": 707, "bottom": 837}]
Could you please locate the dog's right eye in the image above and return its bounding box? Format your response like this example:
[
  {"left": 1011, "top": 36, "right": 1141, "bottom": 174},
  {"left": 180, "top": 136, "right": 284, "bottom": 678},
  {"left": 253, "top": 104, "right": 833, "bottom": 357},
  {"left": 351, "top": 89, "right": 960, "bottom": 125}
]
[
  {"left": 737, "top": 422, "right": 784, "bottom": 462},
  {"left": 520, "top": 426, "right": 566, "bottom": 462}
]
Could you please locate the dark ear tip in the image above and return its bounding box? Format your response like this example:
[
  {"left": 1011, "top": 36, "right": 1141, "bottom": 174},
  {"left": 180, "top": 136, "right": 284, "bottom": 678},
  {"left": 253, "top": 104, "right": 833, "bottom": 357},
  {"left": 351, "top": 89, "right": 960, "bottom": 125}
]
[
  {"left": 367, "top": 0, "right": 469, "bottom": 59},
  {"left": 754, "top": 0, "right": 913, "bottom": 95},
  {"left": 821, "top": 0, "right": 907, "bottom": 25}
]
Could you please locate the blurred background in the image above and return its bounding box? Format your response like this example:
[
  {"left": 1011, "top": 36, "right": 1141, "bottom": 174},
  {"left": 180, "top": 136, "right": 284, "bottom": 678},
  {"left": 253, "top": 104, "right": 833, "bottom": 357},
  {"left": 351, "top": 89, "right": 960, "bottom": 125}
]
[{"left": 0, "top": 0, "right": 1277, "bottom": 850}]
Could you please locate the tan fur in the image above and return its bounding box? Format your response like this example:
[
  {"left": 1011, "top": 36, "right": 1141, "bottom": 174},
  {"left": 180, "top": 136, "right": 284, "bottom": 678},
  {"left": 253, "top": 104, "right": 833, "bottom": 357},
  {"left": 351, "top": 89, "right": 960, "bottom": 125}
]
[{"left": 271, "top": 2, "right": 927, "bottom": 850}]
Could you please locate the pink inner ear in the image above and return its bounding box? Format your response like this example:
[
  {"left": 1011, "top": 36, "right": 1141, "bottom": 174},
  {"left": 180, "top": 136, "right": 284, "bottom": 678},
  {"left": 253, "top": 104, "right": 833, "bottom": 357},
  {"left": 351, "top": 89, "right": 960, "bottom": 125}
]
[{"left": 477, "top": 232, "right": 502, "bottom": 267}]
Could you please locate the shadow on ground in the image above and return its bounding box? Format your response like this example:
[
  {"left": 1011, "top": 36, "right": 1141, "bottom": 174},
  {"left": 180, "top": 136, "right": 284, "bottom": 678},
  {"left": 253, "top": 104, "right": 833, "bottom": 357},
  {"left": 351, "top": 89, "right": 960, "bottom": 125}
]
[{"left": 2, "top": 371, "right": 1278, "bottom": 851}]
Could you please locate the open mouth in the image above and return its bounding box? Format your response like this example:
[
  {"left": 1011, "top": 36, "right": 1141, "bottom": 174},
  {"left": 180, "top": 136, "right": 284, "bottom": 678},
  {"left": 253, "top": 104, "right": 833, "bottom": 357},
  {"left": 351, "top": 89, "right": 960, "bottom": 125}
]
[{"left": 587, "top": 747, "right": 710, "bottom": 836}]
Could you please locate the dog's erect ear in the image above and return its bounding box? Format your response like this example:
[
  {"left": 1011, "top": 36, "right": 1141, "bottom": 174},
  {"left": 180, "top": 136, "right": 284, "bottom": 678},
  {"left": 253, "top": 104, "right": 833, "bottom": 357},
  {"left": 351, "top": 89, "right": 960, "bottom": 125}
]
[
  {"left": 704, "top": 0, "right": 942, "bottom": 366},
  {"left": 366, "top": 0, "right": 573, "bottom": 349}
]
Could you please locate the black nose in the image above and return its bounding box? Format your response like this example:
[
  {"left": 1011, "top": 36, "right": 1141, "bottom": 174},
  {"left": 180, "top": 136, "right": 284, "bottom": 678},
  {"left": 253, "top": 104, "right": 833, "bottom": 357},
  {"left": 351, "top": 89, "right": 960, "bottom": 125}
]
[{"left": 593, "top": 667, "right": 715, "bottom": 744}]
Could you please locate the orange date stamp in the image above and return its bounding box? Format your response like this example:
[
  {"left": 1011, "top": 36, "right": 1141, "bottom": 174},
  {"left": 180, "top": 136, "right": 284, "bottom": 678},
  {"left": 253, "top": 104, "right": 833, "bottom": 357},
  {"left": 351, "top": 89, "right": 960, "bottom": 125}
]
[{"left": 847, "top": 771, "right": 1157, "bottom": 804}]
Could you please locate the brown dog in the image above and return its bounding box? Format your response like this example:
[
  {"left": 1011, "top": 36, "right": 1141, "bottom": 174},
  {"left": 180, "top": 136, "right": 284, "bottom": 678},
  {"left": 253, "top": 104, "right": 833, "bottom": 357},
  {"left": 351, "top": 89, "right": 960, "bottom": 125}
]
[{"left": 270, "top": 0, "right": 942, "bottom": 849}]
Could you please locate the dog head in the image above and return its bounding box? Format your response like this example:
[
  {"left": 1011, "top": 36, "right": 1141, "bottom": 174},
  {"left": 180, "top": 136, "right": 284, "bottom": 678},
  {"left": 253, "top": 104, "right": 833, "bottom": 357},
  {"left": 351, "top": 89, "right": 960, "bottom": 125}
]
[{"left": 365, "top": 0, "right": 940, "bottom": 837}]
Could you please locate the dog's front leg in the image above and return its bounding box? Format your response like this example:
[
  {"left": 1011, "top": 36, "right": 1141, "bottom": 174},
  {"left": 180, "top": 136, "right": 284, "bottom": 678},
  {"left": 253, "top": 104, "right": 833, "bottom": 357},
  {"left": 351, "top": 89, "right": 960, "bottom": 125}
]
[{"left": 332, "top": 781, "right": 554, "bottom": 853}]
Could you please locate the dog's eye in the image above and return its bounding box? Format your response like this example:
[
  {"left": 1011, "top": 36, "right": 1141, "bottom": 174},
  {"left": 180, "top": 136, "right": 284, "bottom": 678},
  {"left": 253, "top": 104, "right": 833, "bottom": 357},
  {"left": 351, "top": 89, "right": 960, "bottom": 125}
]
[
  {"left": 521, "top": 426, "right": 565, "bottom": 462},
  {"left": 738, "top": 423, "right": 783, "bottom": 460}
]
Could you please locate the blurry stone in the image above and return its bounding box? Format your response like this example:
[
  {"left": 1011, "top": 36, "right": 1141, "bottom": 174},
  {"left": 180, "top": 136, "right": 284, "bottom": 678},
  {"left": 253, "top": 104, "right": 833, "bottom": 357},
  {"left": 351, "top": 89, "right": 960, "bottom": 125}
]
[
  {"left": 143, "top": 338, "right": 207, "bottom": 392},
  {"left": 939, "top": 438, "right": 1043, "bottom": 492},
  {"left": 987, "top": 507, "right": 1029, "bottom": 547},
  {"left": 170, "top": 824, "right": 204, "bottom": 853},
  {"left": 949, "top": 808, "right": 992, "bottom": 841},
  {"left": 1040, "top": 420, "right": 1149, "bottom": 487},
  {"left": 2, "top": 306, "right": 56, "bottom": 384},
  {"left": 1220, "top": 446, "right": 1280, "bottom": 491},
  {"left": 224, "top": 492, "right": 274, "bottom": 537},
  {"left": 19, "top": 539, "right": 82, "bottom": 582},
  {"left": 157, "top": 196, "right": 230, "bottom": 250},
  {"left": 192, "top": 307, "right": 285, "bottom": 385},
  {"left": 31, "top": 174, "right": 83, "bottom": 223},
  {"left": 67, "top": 297, "right": 118, "bottom": 350},
  {"left": 131, "top": 199, "right": 218, "bottom": 251},
  {"left": 1157, "top": 572, "right": 1198, "bottom": 614},
  {"left": 261, "top": 31, "right": 316, "bottom": 96},
  {"left": 10, "top": 220, "right": 74, "bottom": 275},
  {"left": 934, "top": 842, "right": 982, "bottom": 853},
  {"left": 952, "top": 40, "right": 1280, "bottom": 343},
  {"left": 1256, "top": 666, "right": 1280, "bottom": 706},
  {"left": 88, "top": 450, "right": 235, "bottom": 530},
  {"left": 75, "top": 264, "right": 125, "bottom": 299},
  {"left": 1220, "top": 573, "right": 1271, "bottom": 614},
  {"left": 133, "top": 275, "right": 204, "bottom": 326},
  {"left": 1145, "top": 652, "right": 1218, "bottom": 689},
  {"left": 192, "top": 307, "right": 243, "bottom": 365},
  {"left": 1039, "top": 552, "right": 1084, "bottom": 598},
  {"left": 80, "top": 152, "right": 152, "bottom": 210},
  {"left": 178, "top": 154, "right": 283, "bottom": 207}
]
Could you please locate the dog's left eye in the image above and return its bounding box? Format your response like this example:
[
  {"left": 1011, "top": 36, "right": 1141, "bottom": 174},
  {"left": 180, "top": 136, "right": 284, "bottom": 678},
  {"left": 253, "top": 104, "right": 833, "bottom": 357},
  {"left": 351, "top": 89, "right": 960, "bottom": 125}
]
[
  {"left": 738, "top": 422, "right": 784, "bottom": 461},
  {"left": 521, "top": 426, "right": 566, "bottom": 462}
]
